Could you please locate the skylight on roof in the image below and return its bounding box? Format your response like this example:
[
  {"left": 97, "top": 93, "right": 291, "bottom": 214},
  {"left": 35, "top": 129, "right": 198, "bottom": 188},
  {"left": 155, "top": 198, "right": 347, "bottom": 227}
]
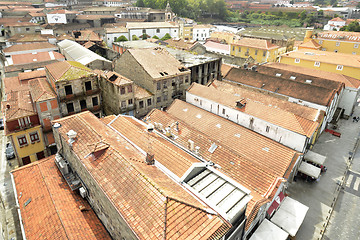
[
  {"left": 276, "top": 73, "right": 282, "bottom": 77},
  {"left": 216, "top": 124, "right": 221, "bottom": 128},
  {"left": 290, "top": 76, "right": 296, "bottom": 80},
  {"left": 183, "top": 108, "right": 188, "bottom": 112},
  {"left": 196, "top": 114, "right": 202, "bottom": 119},
  {"left": 208, "top": 143, "right": 218, "bottom": 153},
  {"left": 262, "top": 147, "right": 269, "bottom": 152},
  {"left": 234, "top": 133, "right": 241, "bottom": 138}
]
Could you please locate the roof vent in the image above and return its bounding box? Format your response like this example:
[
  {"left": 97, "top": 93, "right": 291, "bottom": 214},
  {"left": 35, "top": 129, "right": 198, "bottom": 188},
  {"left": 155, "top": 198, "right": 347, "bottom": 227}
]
[
  {"left": 6, "top": 104, "right": 10, "bottom": 109},
  {"left": 243, "top": 63, "right": 248, "bottom": 69},
  {"left": 188, "top": 139, "right": 194, "bottom": 151},
  {"left": 67, "top": 130, "right": 77, "bottom": 146},
  {"left": 208, "top": 143, "right": 218, "bottom": 153},
  {"left": 195, "top": 146, "right": 200, "bottom": 155},
  {"left": 275, "top": 73, "right": 282, "bottom": 77},
  {"left": 147, "top": 123, "right": 154, "bottom": 132},
  {"left": 305, "top": 79, "right": 312, "bottom": 84},
  {"left": 261, "top": 84, "right": 265, "bottom": 88},
  {"left": 236, "top": 99, "right": 246, "bottom": 109},
  {"left": 304, "top": 52, "right": 315, "bottom": 55},
  {"left": 251, "top": 65, "right": 258, "bottom": 71},
  {"left": 53, "top": 122, "right": 61, "bottom": 129}
]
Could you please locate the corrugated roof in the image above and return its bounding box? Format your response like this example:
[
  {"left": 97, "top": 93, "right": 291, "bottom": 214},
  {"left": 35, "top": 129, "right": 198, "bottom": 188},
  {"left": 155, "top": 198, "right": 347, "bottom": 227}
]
[
  {"left": 11, "top": 156, "right": 112, "bottom": 240},
  {"left": 57, "top": 39, "right": 111, "bottom": 66},
  {"left": 188, "top": 83, "right": 319, "bottom": 138},
  {"left": 53, "top": 111, "right": 230, "bottom": 239}
]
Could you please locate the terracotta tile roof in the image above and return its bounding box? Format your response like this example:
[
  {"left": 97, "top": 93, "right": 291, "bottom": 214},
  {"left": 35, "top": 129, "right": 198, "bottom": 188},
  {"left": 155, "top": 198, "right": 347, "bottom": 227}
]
[
  {"left": 7, "top": 34, "right": 54, "bottom": 43},
  {"left": 56, "top": 33, "right": 75, "bottom": 41},
  {"left": 299, "top": 39, "right": 321, "bottom": 49},
  {"left": 134, "top": 84, "right": 153, "bottom": 99},
  {"left": 5, "top": 60, "right": 60, "bottom": 73},
  {"left": 76, "top": 15, "right": 115, "bottom": 20},
  {"left": 3, "top": 76, "right": 29, "bottom": 94},
  {"left": 193, "top": 24, "right": 213, "bottom": 29},
  {"left": 281, "top": 49, "right": 360, "bottom": 68},
  {"left": 29, "top": 78, "right": 57, "bottom": 102},
  {"left": 11, "top": 156, "right": 112, "bottom": 240},
  {"left": 317, "top": 30, "right": 360, "bottom": 43},
  {"left": 82, "top": 41, "right": 95, "bottom": 49},
  {"left": 103, "top": 71, "right": 133, "bottom": 86},
  {"left": 330, "top": 17, "right": 345, "bottom": 22},
  {"left": 105, "top": 26, "right": 128, "bottom": 33},
  {"left": 345, "top": 19, "right": 360, "bottom": 25},
  {"left": 233, "top": 37, "right": 279, "bottom": 50},
  {"left": 4, "top": 22, "right": 39, "bottom": 27},
  {"left": 18, "top": 69, "right": 46, "bottom": 81},
  {"left": 263, "top": 62, "right": 360, "bottom": 89},
  {"left": 48, "top": 9, "right": 79, "bottom": 14},
  {"left": 210, "top": 80, "right": 321, "bottom": 122},
  {"left": 29, "top": 12, "right": 45, "bottom": 17},
  {"left": 45, "top": 61, "right": 96, "bottom": 82},
  {"left": 73, "top": 30, "right": 102, "bottom": 42},
  {"left": 3, "top": 90, "right": 36, "bottom": 121},
  {"left": 224, "top": 67, "right": 336, "bottom": 106},
  {"left": 127, "top": 48, "right": 189, "bottom": 79},
  {"left": 3, "top": 42, "right": 57, "bottom": 53},
  {"left": 188, "top": 83, "right": 319, "bottom": 138},
  {"left": 100, "top": 115, "right": 116, "bottom": 125},
  {"left": 53, "top": 112, "right": 230, "bottom": 239},
  {"left": 164, "top": 38, "right": 197, "bottom": 50},
  {"left": 146, "top": 100, "right": 300, "bottom": 229},
  {"left": 220, "top": 63, "right": 235, "bottom": 77},
  {"left": 10, "top": 51, "right": 65, "bottom": 65}
]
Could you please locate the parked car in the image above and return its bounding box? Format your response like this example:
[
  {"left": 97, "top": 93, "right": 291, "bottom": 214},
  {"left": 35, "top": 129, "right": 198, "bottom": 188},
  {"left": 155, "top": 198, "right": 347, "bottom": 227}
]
[
  {"left": 5, "top": 143, "right": 15, "bottom": 160},
  {"left": 0, "top": 118, "right": 3, "bottom": 130}
]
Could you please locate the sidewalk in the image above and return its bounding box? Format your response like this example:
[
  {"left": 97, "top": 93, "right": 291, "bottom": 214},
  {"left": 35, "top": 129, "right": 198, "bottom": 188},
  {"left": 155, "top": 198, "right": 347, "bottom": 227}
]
[{"left": 286, "top": 106, "right": 360, "bottom": 240}]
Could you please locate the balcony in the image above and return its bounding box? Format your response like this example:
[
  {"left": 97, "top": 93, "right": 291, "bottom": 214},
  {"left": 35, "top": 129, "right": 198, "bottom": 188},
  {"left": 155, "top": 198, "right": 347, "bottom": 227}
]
[{"left": 59, "top": 89, "right": 100, "bottom": 102}]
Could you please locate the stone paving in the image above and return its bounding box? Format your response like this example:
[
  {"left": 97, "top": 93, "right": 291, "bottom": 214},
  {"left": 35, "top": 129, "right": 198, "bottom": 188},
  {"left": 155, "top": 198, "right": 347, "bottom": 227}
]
[{"left": 287, "top": 105, "right": 360, "bottom": 240}]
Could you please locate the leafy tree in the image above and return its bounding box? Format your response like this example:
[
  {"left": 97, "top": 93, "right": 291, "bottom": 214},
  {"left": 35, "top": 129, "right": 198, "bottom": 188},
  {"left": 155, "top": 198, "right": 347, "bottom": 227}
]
[
  {"left": 299, "top": 10, "right": 307, "bottom": 20},
  {"left": 152, "top": 35, "right": 159, "bottom": 39},
  {"left": 136, "top": 0, "right": 145, "bottom": 7},
  {"left": 115, "top": 35, "right": 128, "bottom": 42},
  {"left": 161, "top": 33, "right": 172, "bottom": 40},
  {"left": 132, "top": 35, "right": 139, "bottom": 41},
  {"left": 341, "top": 21, "right": 360, "bottom": 32}
]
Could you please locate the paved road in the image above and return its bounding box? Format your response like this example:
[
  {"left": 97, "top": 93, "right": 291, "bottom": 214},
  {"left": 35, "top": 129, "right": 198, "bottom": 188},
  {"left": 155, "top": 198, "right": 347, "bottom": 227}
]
[{"left": 324, "top": 138, "right": 360, "bottom": 239}]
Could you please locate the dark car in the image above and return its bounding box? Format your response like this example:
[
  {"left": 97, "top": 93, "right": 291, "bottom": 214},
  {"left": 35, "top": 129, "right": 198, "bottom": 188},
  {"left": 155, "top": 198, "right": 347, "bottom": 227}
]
[
  {"left": 5, "top": 143, "right": 15, "bottom": 160},
  {"left": 0, "top": 118, "right": 3, "bottom": 130}
]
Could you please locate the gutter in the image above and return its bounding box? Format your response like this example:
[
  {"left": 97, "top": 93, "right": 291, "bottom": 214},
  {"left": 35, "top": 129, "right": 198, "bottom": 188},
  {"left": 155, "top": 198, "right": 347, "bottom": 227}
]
[{"left": 10, "top": 173, "right": 26, "bottom": 240}]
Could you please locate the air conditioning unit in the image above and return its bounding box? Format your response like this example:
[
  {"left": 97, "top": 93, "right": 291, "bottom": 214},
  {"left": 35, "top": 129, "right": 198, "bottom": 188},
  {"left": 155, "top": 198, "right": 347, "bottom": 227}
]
[
  {"left": 79, "top": 187, "right": 87, "bottom": 198},
  {"left": 59, "top": 160, "right": 69, "bottom": 175}
]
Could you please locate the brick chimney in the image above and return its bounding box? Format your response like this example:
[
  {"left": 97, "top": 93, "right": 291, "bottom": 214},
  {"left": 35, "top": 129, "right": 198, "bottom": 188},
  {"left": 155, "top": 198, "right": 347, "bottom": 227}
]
[{"left": 145, "top": 153, "right": 154, "bottom": 165}]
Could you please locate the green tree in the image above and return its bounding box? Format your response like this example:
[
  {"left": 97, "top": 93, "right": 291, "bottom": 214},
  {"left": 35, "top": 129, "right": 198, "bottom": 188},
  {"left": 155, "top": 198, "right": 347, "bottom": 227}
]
[
  {"left": 161, "top": 33, "right": 172, "bottom": 40},
  {"left": 132, "top": 35, "right": 139, "bottom": 41},
  {"left": 299, "top": 10, "right": 307, "bottom": 20},
  {"left": 115, "top": 35, "right": 128, "bottom": 42},
  {"left": 152, "top": 35, "right": 159, "bottom": 39},
  {"left": 136, "top": 0, "right": 145, "bottom": 7}
]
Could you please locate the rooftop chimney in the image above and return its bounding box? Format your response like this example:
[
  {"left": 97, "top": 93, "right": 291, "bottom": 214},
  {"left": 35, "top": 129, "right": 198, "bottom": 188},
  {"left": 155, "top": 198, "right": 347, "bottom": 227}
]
[
  {"left": 145, "top": 153, "right": 155, "bottom": 165},
  {"left": 6, "top": 104, "right": 10, "bottom": 109},
  {"left": 67, "top": 130, "right": 77, "bottom": 146}
]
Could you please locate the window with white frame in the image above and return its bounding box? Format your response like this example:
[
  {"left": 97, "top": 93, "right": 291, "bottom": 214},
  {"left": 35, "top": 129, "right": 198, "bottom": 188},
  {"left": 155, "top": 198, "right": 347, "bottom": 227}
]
[
  {"left": 318, "top": 40, "right": 323, "bottom": 44},
  {"left": 18, "top": 117, "right": 30, "bottom": 128},
  {"left": 29, "top": 132, "right": 40, "bottom": 143},
  {"left": 295, "top": 58, "right": 300, "bottom": 63},
  {"left": 314, "top": 61, "right": 320, "bottom": 67},
  {"left": 18, "top": 135, "right": 28, "bottom": 147},
  {"left": 354, "top": 44, "right": 359, "bottom": 49},
  {"left": 336, "top": 65, "right": 343, "bottom": 71},
  {"left": 336, "top": 42, "right": 340, "bottom": 46}
]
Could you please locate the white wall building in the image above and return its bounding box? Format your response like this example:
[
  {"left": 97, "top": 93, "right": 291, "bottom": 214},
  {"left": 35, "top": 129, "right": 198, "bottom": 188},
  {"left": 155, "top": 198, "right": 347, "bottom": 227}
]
[
  {"left": 126, "top": 22, "right": 179, "bottom": 40},
  {"left": 193, "top": 25, "right": 213, "bottom": 41},
  {"left": 104, "top": 27, "right": 129, "bottom": 47},
  {"left": 324, "top": 17, "right": 346, "bottom": 31},
  {"left": 47, "top": 12, "right": 67, "bottom": 24}
]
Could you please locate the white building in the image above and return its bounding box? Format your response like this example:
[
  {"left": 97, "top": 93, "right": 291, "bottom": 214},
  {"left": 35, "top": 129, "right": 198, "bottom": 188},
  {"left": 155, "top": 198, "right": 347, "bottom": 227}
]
[
  {"left": 126, "top": 22, "right": 179, "bottom": 40},
  {"left": 47, "top": 10, "right": 67, "bottom": 24},
  {"left": 203, "top": 40, "right": 230, "bottom": 55},
  {"left": 186, "top": 83, "right": 319, "bottom": 152},
  {"left": 104, "top": 27, "right": 129, "bottom": 47},
  {"left": 324, "top": 17, "right": 346, "bottom": 31},
  {"left": 193, "top": 24, "right": 213, "bottom": 41}
]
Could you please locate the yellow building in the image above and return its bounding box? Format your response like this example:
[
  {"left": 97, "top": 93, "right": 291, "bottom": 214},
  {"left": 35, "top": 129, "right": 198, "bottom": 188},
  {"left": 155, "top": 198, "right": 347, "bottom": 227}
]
[
  {"left": 302, "top": 30, "right": 360, "bottom": 55},
  {"left": 4, "top": 90, "right": 46, "bottom": 166},
  {"left": 230, "top": 38, "right": 280, "bottom": 63},
  {"left": 210, "top": 31, "right": 240, "bottom": 44},
  {"left": 279, "top": 48, "right": 360, "bottom": 80}
]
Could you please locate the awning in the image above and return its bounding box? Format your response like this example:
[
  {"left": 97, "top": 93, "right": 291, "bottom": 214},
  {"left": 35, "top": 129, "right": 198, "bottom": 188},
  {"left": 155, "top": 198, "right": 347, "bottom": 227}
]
[
  {"left": 298, "top": 161, "right": 321, "bottom": 179},
  {"left": 304, "top": 150, "right": 326, "bottom": 165},
  {"left": 267, "top": 192, "right": 285, "bottom": 217},
  {"left": 249, "top": 219, "right": 288, "bottom": 240},
  {"left": 271, "top": 197, "right": 309, "bottom": 237}
]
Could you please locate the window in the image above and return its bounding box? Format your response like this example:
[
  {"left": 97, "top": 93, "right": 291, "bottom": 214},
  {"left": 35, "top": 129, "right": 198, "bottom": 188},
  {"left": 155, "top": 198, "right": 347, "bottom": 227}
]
[
  {"left": 80, "top": 100, "right": 87, "bottom": 110},
  {"left": 18, "top": 117, "right": 30, "bottom": 128},
  {"left": 65, "top": 85, "right": 73, "bottom": 95},
  {"left": 142, "top": 29, "right": 146, "bottom": 34},
  {"left": 157, "top": 96, "right": 161, "bottom": 103},
  {"left": 127, "top": 85, "right": 132, "bottom": 93},
  {"left": 232, "top": 46, "right": 235, "bottom": 51},
  {"left": 295, "top": 58, "right": 300, "bottom": 63},
  {"left": 120, "top": 87, "right": 125, "bottom": 94},
  {"left": 18, "top": 135, "right": 28, "bottom": 147},
  {"left": 163, "top": 80, "right": 167, "bottom": 89},
  {"left": 266, "top": 126, "right": 270, "bottom": 133},
  {"left": 163, "top": 95, "right": 168, "bottom": 101},
  {"left": 185, "top": 76, "right": 189, "bottom": 83},
  {"left": 114, "top": 37, "right": 117, "bottom": 41},
  {"left": 336, "top": 65, "right": 343, "bottom": 71},
  {"left": 66, "top": 102, "right": 74, "bottom": 113},
  {"left": 172, "top": 79, "right": 176, "bottom": 86},
  {"left": 85, "top": 81, "right": 92, "bottom": 91},
  {"left": 121, "top": 101, "right": 126, "bottom": 108},
  {"left": 255, "top": 50, "right": 258, "bottom": 56},
  {"left": 26, "top": 28, "right": 30, "bottom": 31},
  {"left": 314, "top": 61, "right": 320, "bottom": 67},
  {"left": 318, "top": 40, "right": 323, "bottom": 44},
  {"left": 147, "top": 98, "right": 152, "bottom": 106},
  {"left": 334, "top": 50, "right": 338, "bottom": 53},
  {"left": 222, "top": 108, "right": 226, "bottom": 115},
  {"left": 238, "top": 47, "right": 241, "bottom": 52},
  {"left": 354, "top": 44, "right": 359, "bottom": 49},
  {"left": 139, "top": 101, "right": 144, "bottom": 108},
  {"left": 263, "top": 51, "right": 266, "bottom": 57},
  {"left": 92, "top": 97, "right": 98, "bottom": 106},
  {"left": 128, "top": 99, "right": 133, "bottom": 105},
  {"left": 157, "top": 82, "right": 161, "bottom": 90},
  {"left": 156, "top": 28, "right": 160, "bottom": 33},
  {"left": 29, "top": 132, "right": 40, "bottom": 143},
  {"left": 336, "top": 42, "right": 340, "bottom": 46}
]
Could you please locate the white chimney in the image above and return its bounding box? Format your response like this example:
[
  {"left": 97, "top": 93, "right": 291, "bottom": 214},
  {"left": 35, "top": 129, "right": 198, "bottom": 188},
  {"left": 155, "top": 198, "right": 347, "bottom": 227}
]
[
  {"left": 195, "top": 146, "right": 200, "bottom": 155},
  {"left": 67, "top": 130, "right": 77, "bottom": 146},
  {"left": 188, "top": 139, "right": 194, "bottom": 151}
]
